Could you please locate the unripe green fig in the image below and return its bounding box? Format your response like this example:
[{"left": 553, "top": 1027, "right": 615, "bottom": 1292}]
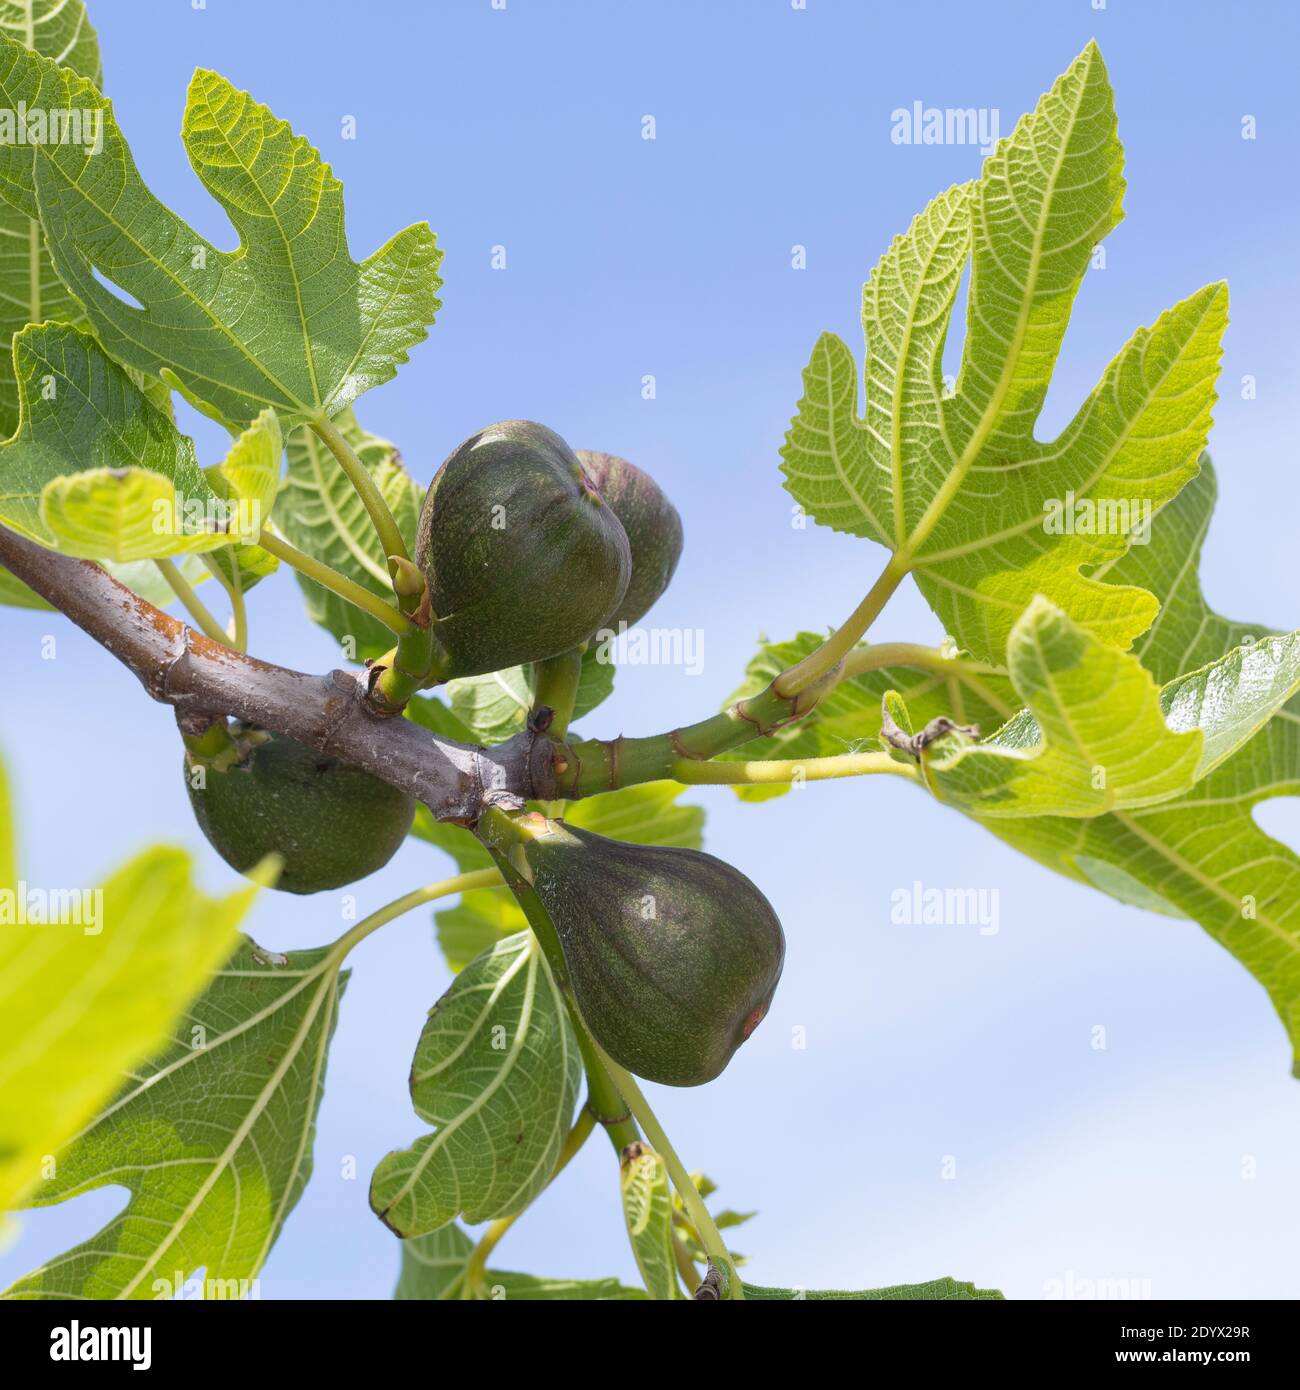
[
  {"left": 577, "top": 451, "right": 683, "bottom": 628},
  {"left": 185, "top": 729, "right": 415, "bottom": 894},
  {"left": 513, "top": 818, "right": 785, "bottom": 1086},
  {"left": 416, "top": 421, "right": 632, "bottom": 680}
]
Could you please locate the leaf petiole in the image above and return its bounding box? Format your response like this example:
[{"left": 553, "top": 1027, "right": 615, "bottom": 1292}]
[
  {"left": 773, "top": 552, "right": 909, "bottom": 697},
  {"left": 152, "top": 558, "right": 233, "bottom": 647},
  {"left": 328, "top": 869, "right": 503, "bottom": 965},
  {"left": 311, "top": 414, "right": 411, "bottom": 571},
  {"left": 593, "top": 1043, "right": 744, "bottom": 1300},
  {"left": 257, "top": 529, "right": 413, "bottom": 638},
  {"left": 671, "top": 749, "right": 917, "bottom": 786},
  {"left": 200, "top": 553, "right": 248, "bottom": 652}
]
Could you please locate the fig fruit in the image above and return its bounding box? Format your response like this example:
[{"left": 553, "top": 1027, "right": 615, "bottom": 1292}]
[
  {"left": 185, "top": 729, "right": 415, "bottom": 894},
  {"left": 416, "top": 421, "right": 632, "bottom": 679},
  {"left": 511, "top": 818, "right": 785, "bottom": 1086},
  {"left": 577, "top": 451, "right": 683, "bottom": 628}
]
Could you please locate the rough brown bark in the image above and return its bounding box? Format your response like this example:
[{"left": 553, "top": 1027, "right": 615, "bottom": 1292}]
[{"left": 0, "top": 528, "right": 556, "bottom": 821}]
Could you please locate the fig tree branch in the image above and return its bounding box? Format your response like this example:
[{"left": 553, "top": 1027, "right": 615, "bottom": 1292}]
[
  {"left": 0, "top": 526, "right": 555, "bottom": 820},
  {"left": 552, "top": 665, "right": 840, "bottom": 798},
  {"left": 153, "top": 558, "right": 233, "bottom": 647}
]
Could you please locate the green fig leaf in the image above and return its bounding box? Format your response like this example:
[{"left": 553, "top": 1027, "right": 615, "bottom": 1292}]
[
  {"left": 0, "top": 0, "right": 101, "bottom": 441},
  {"left": 564, "top": 779, "right": 704, "bottom": 849},
  {"left": 783, "top": 42, "right": 1227, "bottom": 663},
  {"left": 929, "top": 602, "right": 1300, "bottom": 816},
  {"left": 0, "top": 323, "right": 276, "bottom": 567},
  {"left": 446, "top": 647, "right": 615, "bottom": 746},
  {"left": 0, "top": 752, "right": 262, "bottom": 1223},
  {"left": 986, "top": 461, "right": 1300, "bottom": 1072},
  {"left": 744, "top": 1278, "right": 1003, "bottom": 1301},
  {"left": 39, "top": 407, "right": 280, "bottom": 562},
  {"left": 0, "top": 40, "right": 441, "bottom": 430},
  {"left": 370, "top": 931, "right": 581, "bottom": 1238},
  {"left": 925, "top": 597, "right": 1205, "bottom": 816},
  {"left": 621, "top": 1142, "right": 678, "bottom": 1300},
  {"left": 394, "top": 1225, "right": 644, "bottom": 1300},
  {"left": 279, "top": 410, "right": 421, "bottom": 661},
  {"left": 737, "top": 462, "right": 1300, "bottom": 1072},
  {"left": 3, "top": 938, "right": 349, "bottom": 1299}
]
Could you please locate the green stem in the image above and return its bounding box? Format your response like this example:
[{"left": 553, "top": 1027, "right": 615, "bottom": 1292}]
[
  {"left": 311, "top": 414, "right": 410, "bottom": 567},
  {"left": 841, "top": 640, "right": 1003, "bottom": 681},
  {"left": 671, "top": 1230, "right": 701, "bottom": 1291},
  {"left": 671, "top": 750, "right": 917, "bottom": 786},
  {"left": 555, "top": 665, "right": 838, "bottom": 799},
  {"left": 773, "top": 553, "right": 909, "bottom": 697},
  {"left": 200, "top": 553, "right": 248, "bottom": 652},
  {"left": 532, "top": 647, "right": 584, "bottom": 740},
  {"left": 257, "top": 530, "right": 412, "bottom": 638},
  {"left": 574, "top": 1024, "right": 640, "bottom": 1151},
  {"left": 153, "top": 558, "right": 233, "bottom": 646},
  {"left": 593, "top": 1044, "right": 743, "bottom": 1300},
  {"left": 180, "top": 715, "right": 235, "bottom": 764},
  {"left": 327, "top": 868, "right": 502, "bottom": 964},
  {"left": 371, "top": 626, "right": 438, "bottom": 712}
]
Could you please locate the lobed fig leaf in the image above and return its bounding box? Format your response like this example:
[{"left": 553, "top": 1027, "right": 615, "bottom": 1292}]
[
  {"left": 782, "top": 43, "right": 1227, "bottom": 663},
  {"left": 0, "top": 36, "right": 442, "bottom": 431}
]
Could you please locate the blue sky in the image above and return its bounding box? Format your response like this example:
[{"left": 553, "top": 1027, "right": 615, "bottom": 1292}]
[{"left": 2, "top": 0, "right": 1299, "bottom": 1299}]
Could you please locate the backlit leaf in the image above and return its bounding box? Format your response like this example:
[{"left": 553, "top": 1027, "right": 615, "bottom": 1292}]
[
  {"left": 0, "top": 38, "right": 441, "bottom": 430},
  {"left": 3, "top": 939, "right": 349, "bottom": 1299},
  {"left": 783, "top": 43, "right": 1226, "bottom": 662},
  {"left": 370, "top": 931, "right": 580, "bottom": 1238}
]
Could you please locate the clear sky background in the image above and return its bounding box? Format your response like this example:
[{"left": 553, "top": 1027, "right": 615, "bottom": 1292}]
[{"left": 3, "top": 0, "right": 1299, "bottom": 1300}]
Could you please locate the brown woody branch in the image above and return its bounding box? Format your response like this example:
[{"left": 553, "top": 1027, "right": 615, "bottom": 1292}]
[{"left": 0, "top": 528, "right": 556, "bottom": 820}]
